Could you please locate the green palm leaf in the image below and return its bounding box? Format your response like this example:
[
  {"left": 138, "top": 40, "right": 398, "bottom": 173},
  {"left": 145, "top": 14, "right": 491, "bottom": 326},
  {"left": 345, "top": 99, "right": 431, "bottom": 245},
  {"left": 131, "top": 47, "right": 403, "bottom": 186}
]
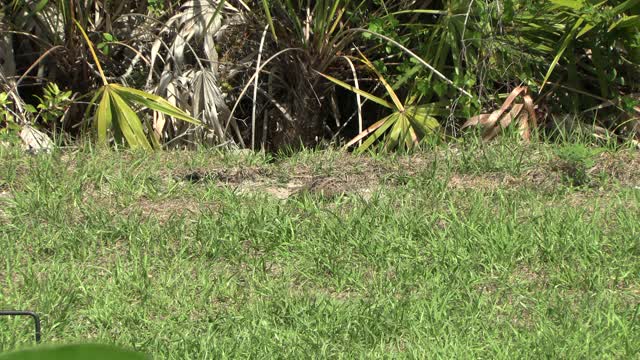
[{"left": 76, "top": 22, "right": 201, "bottom": 149}]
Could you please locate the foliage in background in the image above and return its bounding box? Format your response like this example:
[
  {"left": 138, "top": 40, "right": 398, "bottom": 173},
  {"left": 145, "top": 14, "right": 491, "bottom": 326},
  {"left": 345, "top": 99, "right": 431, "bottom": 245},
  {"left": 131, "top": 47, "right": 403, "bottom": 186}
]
[
  {"left": 1, "top": 0, "right": 639, "bottom": 151},
  {"left": 146, "top": 0, "right": 245, "bottom": 147},
  {"left": 1, "top": 84, "right": 71, "bottom": 142},
  {"left": 462, "top": 86, "right": 537, "bottom": 141},
  {"left": 76, "top": 20, "right": 200, "bottom": 149},
  {"left": 321, "top": 53, "right": 443, "bottom": 153},
  {"left": 25, "top": 83, "right": 72, "bottom": 125},
  {"left": 249, "top": 0, "right": 372, "bottom": 150}
]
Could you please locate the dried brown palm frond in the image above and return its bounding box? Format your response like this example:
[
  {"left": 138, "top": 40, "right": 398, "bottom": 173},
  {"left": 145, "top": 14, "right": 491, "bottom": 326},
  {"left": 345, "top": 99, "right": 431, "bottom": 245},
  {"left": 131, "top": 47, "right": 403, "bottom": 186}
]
[
  {"left": 463, "top": 86, "right": 537, "bottom": 142},
  {"left": 148, "top": 0, "right": 237, "bottom": 76},
  {"left": 152, "top": 68, "right": 241, "bottom": 147}
]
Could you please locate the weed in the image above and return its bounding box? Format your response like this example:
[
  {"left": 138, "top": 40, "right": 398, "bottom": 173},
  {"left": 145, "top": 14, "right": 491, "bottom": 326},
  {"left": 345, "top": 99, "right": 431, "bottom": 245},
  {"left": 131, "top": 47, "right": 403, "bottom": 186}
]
[{"left": 555, "top": 143, "right": 604, "bottom": 187}]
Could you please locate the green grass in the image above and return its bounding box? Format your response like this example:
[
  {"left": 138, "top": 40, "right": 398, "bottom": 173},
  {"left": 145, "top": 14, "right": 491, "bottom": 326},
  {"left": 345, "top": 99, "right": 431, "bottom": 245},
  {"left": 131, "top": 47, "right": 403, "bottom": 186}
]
[{"left": 1, "top": 142, "right": 639, "bottom": 358}]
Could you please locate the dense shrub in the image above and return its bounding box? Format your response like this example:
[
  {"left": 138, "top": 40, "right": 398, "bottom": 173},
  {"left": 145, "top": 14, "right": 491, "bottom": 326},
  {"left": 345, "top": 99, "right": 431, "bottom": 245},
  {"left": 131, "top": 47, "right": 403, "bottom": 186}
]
[{"left": 1, "top": 1, "right": 638, "bottom": 150}]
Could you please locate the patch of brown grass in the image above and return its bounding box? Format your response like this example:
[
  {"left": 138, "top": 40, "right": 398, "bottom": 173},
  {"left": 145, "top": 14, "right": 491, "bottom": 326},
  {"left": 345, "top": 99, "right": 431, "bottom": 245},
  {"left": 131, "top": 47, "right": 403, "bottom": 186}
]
[
  {"left": 592, "top": 151, "right": 640, "bottom": 186},
  {"left": 125, "top": 197, "right": 219, "bottom": 223},
  {"left": 447, "top": 174, "right": 503, "bottom": 190}
]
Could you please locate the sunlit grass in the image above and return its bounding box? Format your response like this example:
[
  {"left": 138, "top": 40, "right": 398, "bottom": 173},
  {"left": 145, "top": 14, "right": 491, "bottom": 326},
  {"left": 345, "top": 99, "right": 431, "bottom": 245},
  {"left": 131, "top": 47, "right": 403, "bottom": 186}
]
[{"left": 1, "top": 143, "right": 638, "bottom": 358}]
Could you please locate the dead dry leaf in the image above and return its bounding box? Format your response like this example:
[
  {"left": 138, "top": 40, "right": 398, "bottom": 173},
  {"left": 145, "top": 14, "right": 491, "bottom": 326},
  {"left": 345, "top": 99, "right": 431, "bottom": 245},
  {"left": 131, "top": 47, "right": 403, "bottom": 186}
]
[{"left": 464, "top": 86, "right": 537, "bottom": 142}]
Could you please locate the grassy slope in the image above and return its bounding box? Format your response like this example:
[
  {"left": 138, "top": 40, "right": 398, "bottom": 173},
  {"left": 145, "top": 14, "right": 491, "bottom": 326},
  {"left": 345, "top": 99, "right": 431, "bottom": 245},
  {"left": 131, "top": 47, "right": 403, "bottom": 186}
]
[{"left": 1, "top": 143, "right": 639, "bottom": 358}]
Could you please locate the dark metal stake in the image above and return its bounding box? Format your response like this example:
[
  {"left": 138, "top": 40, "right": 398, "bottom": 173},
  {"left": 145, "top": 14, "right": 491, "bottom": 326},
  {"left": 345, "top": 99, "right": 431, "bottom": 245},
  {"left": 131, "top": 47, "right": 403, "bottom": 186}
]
[{"left": 0, "top": 310, "right": 41, "bottom": 343}]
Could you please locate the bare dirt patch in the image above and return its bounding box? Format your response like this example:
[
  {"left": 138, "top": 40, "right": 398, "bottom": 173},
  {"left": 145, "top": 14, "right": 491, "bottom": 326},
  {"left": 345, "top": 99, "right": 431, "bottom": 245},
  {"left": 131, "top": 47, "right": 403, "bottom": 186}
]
[
  {"left": 447, "top": 174, "right": 504, "bottom": 190},
  {"left": 172, "top": 157, "right": 383, "bottom": 200},
  {"left": 592, "top": 151, "right": 640, "bottom": 187},
  {"left": 164, "top": 150, "right": 640, "bottom": 202},
  {"left": 174, "top": 167, "right": 269, "bottom": 185},
  {"left": 125, "top": 197, "right": 219, "bottom": 223},
  {"left": 0, "top": 189, "right": 10, "bottom": 223},
  {"left": 27, "top": 148, "right": 640, "bottom": 220}
]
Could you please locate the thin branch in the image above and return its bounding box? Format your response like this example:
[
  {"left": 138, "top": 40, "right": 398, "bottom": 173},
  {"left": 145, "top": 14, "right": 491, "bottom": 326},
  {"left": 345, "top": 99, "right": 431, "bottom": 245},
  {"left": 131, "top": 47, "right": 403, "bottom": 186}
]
[
  {"left": 252, "top": 25, "right": 269, "bottom": 150},
  {"left": 226, "top": 48, "right": 304, "bottom": 135},
  {"left": 10, "top": 46, "right": 64, "bottom": 92},
  {"left": 341, "top": 55, "right": 363, "bottom": 145}
]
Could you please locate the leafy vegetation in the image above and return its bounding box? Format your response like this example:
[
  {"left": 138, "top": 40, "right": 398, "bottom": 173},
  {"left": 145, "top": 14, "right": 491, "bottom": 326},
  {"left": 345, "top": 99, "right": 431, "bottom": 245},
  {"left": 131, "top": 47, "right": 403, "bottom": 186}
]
[
  {"left": 2, "top": 2, "right": 639, "bottom": 358},
  {"left": 555, "top": 143, "right": 605, "bottom": 186},
  {"left": 1, "top": 0, "right": 638, "bottom": 150},
  {"left": 78, "top": 19, "right": 200, "bottom": 150},
  {"left": 0, "top": 344, "right": 147, "bottom": 360}
]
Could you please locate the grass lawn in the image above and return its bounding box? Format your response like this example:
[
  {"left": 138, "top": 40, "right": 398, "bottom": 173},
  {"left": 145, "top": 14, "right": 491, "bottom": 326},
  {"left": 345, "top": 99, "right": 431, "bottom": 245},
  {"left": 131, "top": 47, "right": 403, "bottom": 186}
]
[{"left": 1, "top": 142, "right": 639, "bottom": 358}]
